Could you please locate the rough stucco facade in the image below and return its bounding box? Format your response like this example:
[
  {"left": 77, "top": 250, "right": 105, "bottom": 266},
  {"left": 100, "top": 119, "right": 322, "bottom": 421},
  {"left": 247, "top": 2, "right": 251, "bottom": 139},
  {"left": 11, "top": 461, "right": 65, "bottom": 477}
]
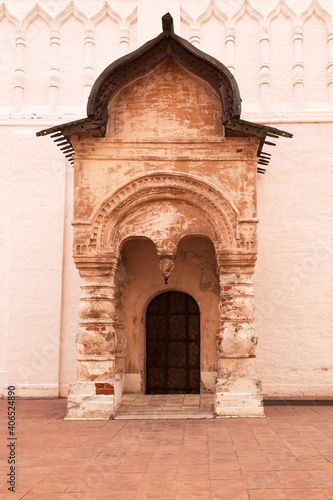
[{"left": 1, "top": 0, "right": 333, "bottom": 408}]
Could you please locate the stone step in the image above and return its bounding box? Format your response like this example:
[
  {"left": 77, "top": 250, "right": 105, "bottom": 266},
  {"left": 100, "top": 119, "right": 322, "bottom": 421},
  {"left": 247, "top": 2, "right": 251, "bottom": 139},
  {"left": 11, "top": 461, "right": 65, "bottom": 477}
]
[{"left": 114, "top": 411, "right": 215, "bottom": 420}]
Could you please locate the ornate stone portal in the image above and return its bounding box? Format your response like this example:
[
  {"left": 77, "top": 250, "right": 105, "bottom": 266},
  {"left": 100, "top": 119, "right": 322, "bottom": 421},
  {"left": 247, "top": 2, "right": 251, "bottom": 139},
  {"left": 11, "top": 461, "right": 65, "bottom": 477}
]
[{"left": 38, "top": 14, "right": 291, "bottom": 419}]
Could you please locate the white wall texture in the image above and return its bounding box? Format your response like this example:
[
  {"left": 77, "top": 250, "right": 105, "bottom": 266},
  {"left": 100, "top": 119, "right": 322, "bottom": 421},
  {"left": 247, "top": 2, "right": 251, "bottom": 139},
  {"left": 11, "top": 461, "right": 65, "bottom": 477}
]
[{"left": 1, "top": 0, "right": 333, "bottom": 398}]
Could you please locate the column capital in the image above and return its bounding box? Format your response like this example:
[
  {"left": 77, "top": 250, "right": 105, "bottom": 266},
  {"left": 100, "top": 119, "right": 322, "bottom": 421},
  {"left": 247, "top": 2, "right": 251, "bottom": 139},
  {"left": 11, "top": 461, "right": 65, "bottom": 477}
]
[
  {"left": 216, "top": 250, "right": 257, "bottom": 273},
  {"left": 74, "top": 254, "right": 119, "bottom": 278}
]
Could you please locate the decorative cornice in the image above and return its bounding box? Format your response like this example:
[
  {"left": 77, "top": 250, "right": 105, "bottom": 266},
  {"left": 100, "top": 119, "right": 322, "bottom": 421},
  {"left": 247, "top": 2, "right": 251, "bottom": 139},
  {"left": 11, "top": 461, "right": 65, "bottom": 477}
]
[
  {"left": 300, "top": 0, "right": 331, "bottom": 24},
  {"left": 0, "top": 3, "right": 19, "bottom": 28},
  {"left": 231, "top": 0, "right": 264, "bottom": 26},
  {"left": 266, "top": 0, "right": 297, "bottom": 25},
  {"left": 21, "top": 3, "right": 52, "bottom": 30},
  {"left": 54, "top": 0, "right": 88, "bottom": 29},
  {"left": 90, "top": 1, "right": 122, "bottom": 28}
]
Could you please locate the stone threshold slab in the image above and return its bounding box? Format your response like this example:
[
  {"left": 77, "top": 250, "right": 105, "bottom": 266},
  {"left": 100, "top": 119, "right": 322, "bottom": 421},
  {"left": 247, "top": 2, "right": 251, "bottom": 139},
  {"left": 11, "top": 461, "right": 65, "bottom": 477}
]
[{"left": 114, "top": 412, "right": 215, "bottom": 420}]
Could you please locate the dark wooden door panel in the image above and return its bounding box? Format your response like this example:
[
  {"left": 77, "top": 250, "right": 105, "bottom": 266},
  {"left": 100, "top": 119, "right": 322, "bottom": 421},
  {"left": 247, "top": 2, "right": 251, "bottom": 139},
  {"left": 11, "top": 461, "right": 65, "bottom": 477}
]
[{"left": 146, "top": 291, "right": 200, "bottom": 394}]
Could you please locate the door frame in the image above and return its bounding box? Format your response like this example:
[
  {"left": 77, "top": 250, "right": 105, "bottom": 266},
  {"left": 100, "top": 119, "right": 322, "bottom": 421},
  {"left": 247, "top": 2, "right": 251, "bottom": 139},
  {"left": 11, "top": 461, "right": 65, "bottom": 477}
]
[{"left": 145, "top": 290, "right": 201, "bottom": 394}]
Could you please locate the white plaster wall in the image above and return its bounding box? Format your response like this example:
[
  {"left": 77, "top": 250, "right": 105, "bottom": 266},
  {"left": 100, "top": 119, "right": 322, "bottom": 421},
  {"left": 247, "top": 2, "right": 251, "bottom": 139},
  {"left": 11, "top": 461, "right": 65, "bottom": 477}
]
[
  {"left": 255, "top": 122, "right": 333, "bottom": 396},
  {"left": 1, "top": 0, "right": 333, "bottom": 397},
  {"left": 0, "top": 125, "right": 66, "bottom": 397}
]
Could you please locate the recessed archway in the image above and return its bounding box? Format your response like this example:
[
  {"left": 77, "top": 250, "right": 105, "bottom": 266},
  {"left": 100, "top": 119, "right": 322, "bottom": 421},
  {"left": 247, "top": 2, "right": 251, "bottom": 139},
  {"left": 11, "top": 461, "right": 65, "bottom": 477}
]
[{"left": 146, "top": 291, "right": 200, "bottom": 394}]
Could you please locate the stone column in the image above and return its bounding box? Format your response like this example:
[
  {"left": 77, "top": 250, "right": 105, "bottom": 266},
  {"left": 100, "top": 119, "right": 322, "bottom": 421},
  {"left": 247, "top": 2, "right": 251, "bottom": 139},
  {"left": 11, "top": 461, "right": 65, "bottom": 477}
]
[
  {"left": 327, "top": 25, "right": 333, "bottom": 107},
  {"left": 214, "top": 251, "right": 264, "bottom": 417},
  {"left": 260, "top": 27, "right": 270, "bottom": 111},
  {"left": 225, "top": 27, "right": 235, "bottom": 76},
  {"left": 293, "top": 24, "right": 304, "bottom": 110},
  {"left": 190, "top": 26, "right": 200, "bottom": 48},
  {"left": 83, "top": 29, "right": 95, "bottom": 102},
  {"left": 119, "top": 27, "right": 130, "bottom": 56},
  {"left": 14, "top": 30, "right": 26, "bottom": 113},
  {"left": 65, "top": 255, "right": 122, "bottom": 420}
]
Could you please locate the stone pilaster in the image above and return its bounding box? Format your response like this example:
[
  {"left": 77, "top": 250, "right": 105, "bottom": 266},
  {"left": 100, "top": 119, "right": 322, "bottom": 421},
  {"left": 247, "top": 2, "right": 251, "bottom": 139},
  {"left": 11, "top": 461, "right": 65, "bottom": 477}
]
[
  {"left": 65, "top": 255, "right": 122, "bottom": 420},
  {"left": 214, "top": 251, "right": 264, "bottom": 417}
]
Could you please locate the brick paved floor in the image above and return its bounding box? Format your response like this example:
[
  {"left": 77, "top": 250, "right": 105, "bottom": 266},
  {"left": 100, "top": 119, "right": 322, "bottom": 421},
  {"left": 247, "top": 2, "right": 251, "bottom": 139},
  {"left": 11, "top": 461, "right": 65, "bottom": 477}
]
[{"left": 1, "top": 399, "right": 333, "bottom": 499}]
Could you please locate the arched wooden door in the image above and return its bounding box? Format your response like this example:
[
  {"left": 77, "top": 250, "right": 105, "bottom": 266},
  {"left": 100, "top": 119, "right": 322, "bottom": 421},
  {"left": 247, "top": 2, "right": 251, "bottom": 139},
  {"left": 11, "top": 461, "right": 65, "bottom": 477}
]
[{"left": 146, "top": 291, "right": 200, "bottom": 394}]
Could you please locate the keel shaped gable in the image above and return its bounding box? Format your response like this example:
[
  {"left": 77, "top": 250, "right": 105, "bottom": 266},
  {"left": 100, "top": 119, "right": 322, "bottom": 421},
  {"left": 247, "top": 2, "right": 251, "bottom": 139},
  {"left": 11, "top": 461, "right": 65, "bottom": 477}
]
[{"left": 107, "top": 59, "right": 224, "bottom": 140}]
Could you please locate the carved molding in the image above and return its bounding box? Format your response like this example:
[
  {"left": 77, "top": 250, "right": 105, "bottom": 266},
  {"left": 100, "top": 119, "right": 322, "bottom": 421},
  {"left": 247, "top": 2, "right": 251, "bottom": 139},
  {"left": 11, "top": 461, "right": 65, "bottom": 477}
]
[
  {"left": 300, "top": 0, "right": 331, "bottom": 24},
  {"left": 21, "top": 4, "right": 52, "bottom": 31},
  {"left": 0, "top": 4, "right": 19, "bottom": 28},
  {"left": 90, "top": 1, "right": 122, "bottom": 28},
  {"left": 86, "top": 174, "right": 240, "bottom": 254},
  {"left": 266, "top": 0, "right": 297, "bottom": 25},
  {"left": 54, "top": 1, "right": 88, "bottom": 29},
  {"left": 231, "top": 0, "right": 264, "bottom": 26},
  {"left": 197, "top": 0, "right": 229, "bottom": 27},
  {"left": 2, "top": 0, "right": 332, "bottom": 114}
]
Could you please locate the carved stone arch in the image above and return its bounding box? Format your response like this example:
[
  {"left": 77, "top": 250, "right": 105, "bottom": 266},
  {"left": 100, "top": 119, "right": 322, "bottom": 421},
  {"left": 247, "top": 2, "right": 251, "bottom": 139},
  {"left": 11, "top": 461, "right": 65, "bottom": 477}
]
[
  {"left": 197, "top": 0, "right": 229, "bottom": 28},
  {"left": 118, "top": 235, "right": 158, "bottom": 255},
  {"left": 230, "top": 0, "right": 264, "bottom": 27},
  {"left": 266, "top": 0, "right": 297, "bottom": 26},
  {"left": 89, "top": 174, "right": 239, "bottom": 254},
  {"left": 180, "top": 6, "right": 194, "bottom": 29},
  {"left": 90, "top": 1, "right": 123, "bottom": 29},
  {"left": 124, "top": 6, "right": 137, "bottom": 30},
  {"left": 21, "top": 3, "right": 52, "bottom": 31},
  {"left": 300, "top": 0, "right": 331, "bottom": 26},
  {"left": 0, "top": 4, "right": 20, "bottom": 28},
  {"left": 54, "top": 0, "right": 88, "bottom": 29}
]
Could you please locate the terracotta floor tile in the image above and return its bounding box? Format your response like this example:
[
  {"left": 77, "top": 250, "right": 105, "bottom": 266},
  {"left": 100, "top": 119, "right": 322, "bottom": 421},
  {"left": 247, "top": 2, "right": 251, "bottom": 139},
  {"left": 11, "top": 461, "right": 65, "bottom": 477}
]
[
  {"left": 138, "top": 480, "right": 175, "bottom": 491},
  {"left": 303, "top": 461, "right": 333, "bottom": 470},
  {"left": 1, "top": 400, "right": 333, "bottom": 498},
  {"left": 173, "top": 480, "right": 210, "bottom": 491},
  {"left": 0, "top": 495, "right": 23, "bottom": 500},
  {"left": 115, "top": 464, "right": 149, "bottom": 473},
  {"left": 210, "top": 478, "right": 246, "bottom": 489},
  {"left": 308, "top": 469, "right": 333, "bottom": 487},
  {"left": 95, "top": 480, "right": 141, "bottom": 491},
  {"left": 143, "top": 472, "right": 177, "bottom": 481},
  {"left": 173, "top": 492, "right": 210, "bottom": 500},
  {"left": 23, "top": 493, "right": 62, "bottom": 499},
  {"left": 96, "top": 493, "right": 134, "bottom": 500},
  {"left": 30, "top": 480, "right": 69, "bottom": 493},
  {"left": 209, "top": 462, "right": 241, "bottom": 471},
  {"left": 242, "top": 470, "right": 281, "bottom": 489},
  {"left": 285, "top": 490, "right": 327, "bottom": 499},
  {"left": 268, "top": 460, "right": 303, "bottom": 470},
  {"left": 248, "top": 489, "right": 288, "bottom": 499},
  {"left": 276, "top": 470, "right": 318, "bottom": 488},
  {"left": 58, "top": 494, "right": 98, "bottom": 500},
  {"left": 210, "top": 490, "right": 249, "bottom": 500},
  {"left": 176, "top": 471, "right": 210, "bottom": 481},
  {"left": 209, "top": 469, "right": 243, "bottom": 480},
  {"left": 134, "top": 491, "right": 173, "bottom": 500}
]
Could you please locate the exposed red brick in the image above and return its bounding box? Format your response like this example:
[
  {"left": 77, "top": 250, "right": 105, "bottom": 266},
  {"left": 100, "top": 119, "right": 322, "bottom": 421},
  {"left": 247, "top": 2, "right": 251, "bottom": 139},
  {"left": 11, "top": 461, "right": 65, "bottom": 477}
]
[{"left": 95, "top": 383, "right": 114, "bottom": 395}]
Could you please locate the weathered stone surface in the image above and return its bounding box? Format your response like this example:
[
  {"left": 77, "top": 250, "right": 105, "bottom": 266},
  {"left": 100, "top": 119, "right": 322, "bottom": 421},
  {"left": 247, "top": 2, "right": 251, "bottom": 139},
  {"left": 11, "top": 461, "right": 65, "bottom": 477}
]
[{"left": 65, "top": 32, "right": 264, "bottom": 418}]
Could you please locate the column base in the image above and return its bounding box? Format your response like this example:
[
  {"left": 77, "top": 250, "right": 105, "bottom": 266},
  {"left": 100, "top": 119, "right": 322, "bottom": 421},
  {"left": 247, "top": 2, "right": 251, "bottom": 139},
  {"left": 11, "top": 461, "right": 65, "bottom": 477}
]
[
  {"left": 214, "top": 359, "right": 265, "bottom": 418},
  {"left": 65, "top": 378, "right": 122, "bottom": 420},
  {"left": 214, "top": 388, "right": 265, "bottom": 417}
]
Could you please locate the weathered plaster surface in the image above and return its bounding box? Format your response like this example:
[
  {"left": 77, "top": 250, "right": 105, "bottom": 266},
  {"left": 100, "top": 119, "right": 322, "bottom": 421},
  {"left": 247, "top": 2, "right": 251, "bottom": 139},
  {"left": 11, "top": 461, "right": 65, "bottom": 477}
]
[
  {"left": 1, "top": 0, "right": 333, "bottom": 400},
  {"left": 66, "top": 42, "right": 262, "bottom": 418},
  {"left": 107, "top": 59, "right": 225, "bottom": 140}
]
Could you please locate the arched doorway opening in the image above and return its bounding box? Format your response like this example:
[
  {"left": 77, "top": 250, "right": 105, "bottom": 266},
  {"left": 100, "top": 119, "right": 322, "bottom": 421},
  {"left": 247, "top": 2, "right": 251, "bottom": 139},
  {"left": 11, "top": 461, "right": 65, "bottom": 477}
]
[{"left": 146, "top": 291, "right": 200, "bottom": 394}]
